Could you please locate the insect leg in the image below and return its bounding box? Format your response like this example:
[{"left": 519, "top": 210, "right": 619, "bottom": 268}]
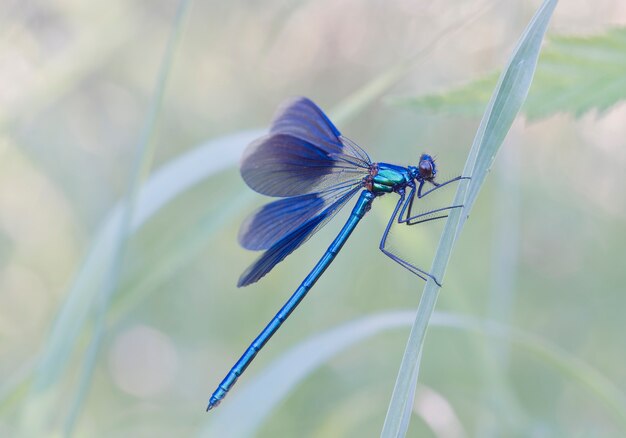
[
  {"left": 418, "top": 175, "right": 470, "bottom": 198},
  {"left": 399, "top": 184, "right": 463, "bottom": 226},
  {"left": 402, "top": 205, "right": 464, "bottom": 226},
  {"left": 379, "top": 191, "right": 442, "bottom": 286}
]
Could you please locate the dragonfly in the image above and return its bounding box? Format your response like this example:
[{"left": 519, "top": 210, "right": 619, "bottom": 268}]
[{"left": 207, "top": 97, "right": 466, "bottom": 410}]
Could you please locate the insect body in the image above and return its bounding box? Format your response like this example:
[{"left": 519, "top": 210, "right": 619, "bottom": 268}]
[{"left": 207, "top": 97, "right": 464, "bottom": 410}]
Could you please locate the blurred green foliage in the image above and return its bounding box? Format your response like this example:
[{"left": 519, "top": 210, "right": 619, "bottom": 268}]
[{"left": 390, "top": 27, "right": 626, "bottom": 120}]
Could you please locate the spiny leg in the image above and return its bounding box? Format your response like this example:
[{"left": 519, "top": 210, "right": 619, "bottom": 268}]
[
  {"left": 381, "top": 250, "right": 431, "bottom": 283},
  {"left": 399, "top": 183, "right": 463, "bottom": 226},
  {"left": 401, "top": 174, "right": 468, "bottom": 220},
  {"left": 378, "top": 175, "right": 470, "bottom": 286},
  {"left": 379, "top": 191, "right": 442, "bottom": 286},
  {"left": 402, "top": 204, "right": 464, "bottom": 226},
  {"left": 417, "top": 175, "right": 470, "bottom": 198}
]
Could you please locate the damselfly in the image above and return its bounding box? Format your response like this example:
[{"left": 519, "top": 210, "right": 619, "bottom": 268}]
[{"left": 207, "top": 97, "right": 465, "bottom": 410}]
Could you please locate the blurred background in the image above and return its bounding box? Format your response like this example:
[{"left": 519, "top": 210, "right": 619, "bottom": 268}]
[{"left": 1, "top": 0, "right": 625, "bottom": 436}]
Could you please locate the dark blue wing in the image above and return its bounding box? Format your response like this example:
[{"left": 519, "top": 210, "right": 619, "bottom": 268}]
[
  {"left": 240, "top": 97, "right": 371, "bottom": 197},
  {"left": 238, "top": 186, "right": 362, "bottom": 287},
  {"left": 239, "top": 183, "right": 361, "bottom": 250},
  {"left": 272, "top": 96, "right": 372, "bottom": 166},
  {"left": 270, "top": 96, "right": 344, "bottom": 154}
]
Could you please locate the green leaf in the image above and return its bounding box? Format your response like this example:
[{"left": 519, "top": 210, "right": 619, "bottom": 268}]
[
  {"left": 381, "top": 1, "right": 558, "bottom": 437},
  {"left": 391, "top": 27, "right": 626, "bottom": 120},
  {"left": 200, "top": 311, "right": 626, "bottom": 437}
]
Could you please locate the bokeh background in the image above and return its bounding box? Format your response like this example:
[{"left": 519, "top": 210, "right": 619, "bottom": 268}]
[{"left": 1, "top": 0, "right": 625, "bottom": 436}]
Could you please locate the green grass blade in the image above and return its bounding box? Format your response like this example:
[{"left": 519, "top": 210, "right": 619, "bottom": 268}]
[
  {"left": 16, "top": 1, "right": 193, "bottom": 434},
  {"left": 381, "top": 1, "right": 558, "bottom": 437},
  {"left": 462, "top": 5, "right": 556, "bottom": 218},
  {"left": 200, "top": 310, "right": 626, "bottom": 437},
  {"left": 62, "top": 1, "right": 193, "bottom": 433}
]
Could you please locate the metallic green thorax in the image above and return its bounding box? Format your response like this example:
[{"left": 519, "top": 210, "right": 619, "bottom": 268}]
[{"left": 370, "top": 163, "right": 412, "bottom": 193}]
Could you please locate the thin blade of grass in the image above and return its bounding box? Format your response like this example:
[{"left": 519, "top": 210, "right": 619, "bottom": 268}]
[
  {"left": 381, "top": 1, "right": 558, "bottom": 437},
  {"left": 62, "top": 1, "right": 193, "bottom": 433},
  {"left": 200, "top": 310, "right": 626, "bottom": 437},
  {"left": 17, "top": 1, "right": 193, "bottom": 434}
]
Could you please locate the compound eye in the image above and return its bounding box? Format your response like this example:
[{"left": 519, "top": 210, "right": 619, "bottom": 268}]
[{"left": 419, "top": 159, "right": 433, "bottom": 179}]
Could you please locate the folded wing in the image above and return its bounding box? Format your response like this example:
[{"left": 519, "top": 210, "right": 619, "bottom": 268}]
[
  {"left": 239, "top": 183, "right": 362, "bottom": 250},
  {"left": 238, "top": 186, "right": 362, "bottom": 287},
  {"left": 240, "top": 97, "right": 370, "bottom": 197}
]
